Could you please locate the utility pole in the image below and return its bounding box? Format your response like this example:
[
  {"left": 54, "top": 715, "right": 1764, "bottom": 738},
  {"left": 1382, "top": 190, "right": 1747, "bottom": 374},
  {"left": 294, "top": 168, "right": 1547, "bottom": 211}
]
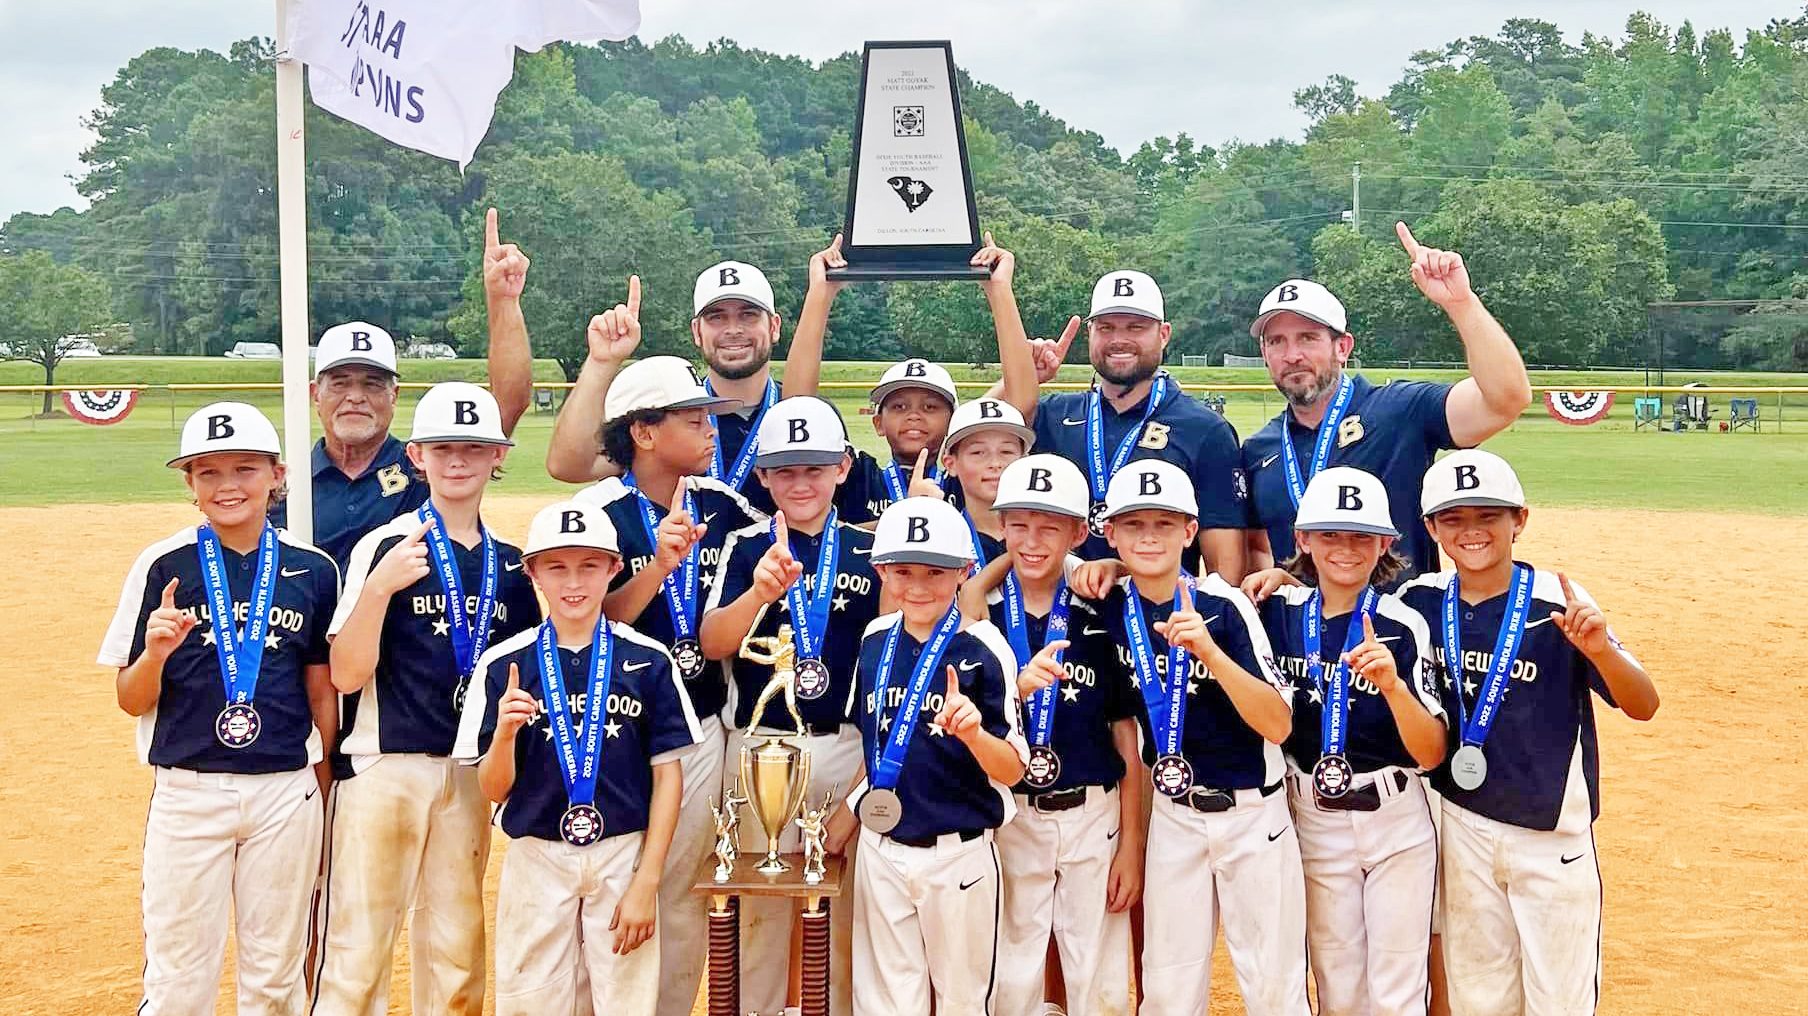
[{"left": 1351, "top": 162, "right": 1362, "bottom": 236}]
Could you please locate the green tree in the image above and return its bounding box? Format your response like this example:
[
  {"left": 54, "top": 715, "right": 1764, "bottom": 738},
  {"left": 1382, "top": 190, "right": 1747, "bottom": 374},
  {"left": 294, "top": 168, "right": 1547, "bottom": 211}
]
[{"left": 0, "top": 252, "right": 116, "bottom": 414}]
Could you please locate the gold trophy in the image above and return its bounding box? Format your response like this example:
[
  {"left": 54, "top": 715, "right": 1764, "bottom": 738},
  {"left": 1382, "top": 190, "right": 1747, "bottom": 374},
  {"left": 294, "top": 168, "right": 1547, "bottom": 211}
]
[
  {"left": 795, "top": 787, "right": 836, "bottom": 886},
  {"left": 738, "top": 624, "right": 813, "bottom": 874}
]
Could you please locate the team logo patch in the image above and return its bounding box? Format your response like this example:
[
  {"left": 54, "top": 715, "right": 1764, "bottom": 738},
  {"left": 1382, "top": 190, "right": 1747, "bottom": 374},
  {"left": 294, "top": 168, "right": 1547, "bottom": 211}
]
[
  {"left": 377, "top": 463, "right": 409, "bottom": 497},
  {"left": 62, "top": 389, "right": 140, "bottom": 426},
  {"left": 1139, "top": 421, "right": 1170, "bottom": 450},
  {"left": 887, "top": 175, "right": 933, "bottom": 212},
  {"left": 1336, "top": 415, "right": 1364, "bottom": 448},
  {"left": 1544, "top": 391, "right": 1615, "bottom": 426},
  {"left": 893, "top": 105, "right": 925, "bottom": 137}
]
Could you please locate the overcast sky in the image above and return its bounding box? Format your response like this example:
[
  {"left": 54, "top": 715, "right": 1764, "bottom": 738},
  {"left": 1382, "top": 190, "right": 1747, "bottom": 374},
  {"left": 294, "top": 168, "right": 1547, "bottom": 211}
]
[{"left": 0, "top": 1, "right": 1793, "bottom": 220}]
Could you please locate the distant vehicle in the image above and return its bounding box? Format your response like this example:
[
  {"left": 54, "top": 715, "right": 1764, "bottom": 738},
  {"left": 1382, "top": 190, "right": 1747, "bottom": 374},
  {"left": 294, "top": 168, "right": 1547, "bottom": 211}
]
[
  {"left": 404, "top": 342, "right": 457, "bottom": 360},
  {"left": 61, "top": 338, "right": 103, "bottom": 358},
  {"left": 225, "top": 341, "right": 282, "bottom": 359}
]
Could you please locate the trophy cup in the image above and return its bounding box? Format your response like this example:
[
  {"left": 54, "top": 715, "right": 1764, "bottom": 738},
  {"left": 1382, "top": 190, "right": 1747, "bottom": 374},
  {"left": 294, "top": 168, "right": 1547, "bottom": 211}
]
[{"left": 738, "top": 625, "right": 813, "bottom": 874}]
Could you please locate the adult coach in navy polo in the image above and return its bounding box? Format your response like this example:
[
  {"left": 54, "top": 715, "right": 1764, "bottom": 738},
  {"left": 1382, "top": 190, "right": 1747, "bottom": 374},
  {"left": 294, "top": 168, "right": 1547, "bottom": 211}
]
[
  {"left": 1241, "top": 222, "right": 1532, "bottom": 577},
  {"left": 1016, "top": 270, "right": 1249, "bottom": 580}
]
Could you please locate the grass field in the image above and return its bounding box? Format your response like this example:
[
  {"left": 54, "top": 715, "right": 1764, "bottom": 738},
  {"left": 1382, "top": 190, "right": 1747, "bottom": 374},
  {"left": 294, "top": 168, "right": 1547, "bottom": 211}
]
[{"left": 4, "top": 357, "right": 1806, "bottom": 514}]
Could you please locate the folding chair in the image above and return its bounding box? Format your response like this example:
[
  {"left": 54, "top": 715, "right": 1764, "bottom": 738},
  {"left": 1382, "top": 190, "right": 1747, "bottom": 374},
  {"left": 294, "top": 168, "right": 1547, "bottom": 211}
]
[
  {"left": 1633, "top": 396, "right": 1664, "bottom": 431},
  {"left": 1671, "top": 393, "right": 1711, "bottom": 432},
  {"left": 534, "top": 387, "right": 555, "bottom": 413},
  {"left": 1729, "top": 398, "right": 1760, "bottom": 432}
]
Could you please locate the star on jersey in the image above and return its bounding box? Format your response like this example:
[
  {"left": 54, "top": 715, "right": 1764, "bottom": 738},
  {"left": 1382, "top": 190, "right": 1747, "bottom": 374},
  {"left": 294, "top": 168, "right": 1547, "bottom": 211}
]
[
  {"left": 433, "top": 618, "right": 451, "bottom": 637},
  {"left": 1307, "top": 685, "right": 1324, "bottom": 704},
  {"left": 201, "top": 628, "right": 217, "bottom": 646},
  {"left": 1187, "top": 679, "right": 1201, "bottom": 696},
  {"left": 1061, "top": 685, "right": 1081, "bottom": 703},
  {"left": 832, "top": 594, "right": 849, "bottom": 612},
  {"left": 604, "top": 719, "right": 623, "bottom": 739},
  {"left": 878, "top": 714, "right": 891, "bottom": 732},
  {"left": 928, "top": 722, "right": 946, "bottom": 737},
  {"left": 1463, "top": 677, "right": 1478, "bottom": 697},
  {"left": 264, "top": 633, "right": 282, "bottom": 651}
]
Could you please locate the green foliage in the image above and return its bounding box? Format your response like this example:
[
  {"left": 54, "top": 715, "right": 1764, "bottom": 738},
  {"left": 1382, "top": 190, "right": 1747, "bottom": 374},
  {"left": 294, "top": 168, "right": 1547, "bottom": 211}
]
[{"left": 0, "top": 251, "right": 116, "bottom": 412}]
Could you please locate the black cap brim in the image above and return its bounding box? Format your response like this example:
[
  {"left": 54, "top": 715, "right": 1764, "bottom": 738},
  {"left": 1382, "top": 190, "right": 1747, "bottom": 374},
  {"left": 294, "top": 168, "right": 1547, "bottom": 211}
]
[
  {"left": 870, "top": 550, "right": 974, "bottom": 568},
  {"left": 754, "top": 449, "right": 847, "bottom": 468}
]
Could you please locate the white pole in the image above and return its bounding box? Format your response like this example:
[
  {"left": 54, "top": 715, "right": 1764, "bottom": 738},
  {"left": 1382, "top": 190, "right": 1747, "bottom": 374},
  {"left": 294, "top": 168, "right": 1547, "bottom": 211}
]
[{"left": 275, "top": 0, "right": 313, "bottom": 541}]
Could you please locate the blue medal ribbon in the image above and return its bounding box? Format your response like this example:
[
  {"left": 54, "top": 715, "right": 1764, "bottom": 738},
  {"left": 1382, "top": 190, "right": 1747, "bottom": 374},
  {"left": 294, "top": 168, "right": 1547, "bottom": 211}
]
[
  {"left": 868, "top": 605, "right": 964, "bottom": 790},
  {"left": 1304, "top": 586, "right": 1379, "bottom": 761},
  {"left": 707, "top": 376, "right": 777, "bottom": 493},
  {"left": 627, "top": 476, "right": 700, "bottom": 645},
  {"left": 419, "top": 503, "right": 498, "bottom": 680},
  {"left": 779, "top": 510, "right": 840, "bottom": 661},
  {"left": 1281, "top": 373, "right": 1354, "bottom": 509},
  {"left": 1002, "top": 572, "right": 1071, "bottom": 749},
  {"left": 1443, "top": 565, "right": 1534, "bottom": 749},
  {"left": 963, "top": 514, "right": 994, "bottom": 566},
  {"left": 195, "top": 523, "right": 279, "bottom": 706},
  {"left": 536, "top": 618, "right": 613, "bottom": 808},
  {"left": 1125, "top": 573, "right": 1193, "bottom": 759},
  {"left": 881, "top": 458, "right": 941, "bottom": 505},
  {"left": 1086, "top": 374, "right": 1171, "bottom": 508}
]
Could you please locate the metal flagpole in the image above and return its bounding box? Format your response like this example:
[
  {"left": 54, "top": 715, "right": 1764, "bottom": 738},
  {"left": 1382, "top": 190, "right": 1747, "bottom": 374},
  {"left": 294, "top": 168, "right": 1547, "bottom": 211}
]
[{"left": 274, "top": 0, "right": 313, "bottom": 541}]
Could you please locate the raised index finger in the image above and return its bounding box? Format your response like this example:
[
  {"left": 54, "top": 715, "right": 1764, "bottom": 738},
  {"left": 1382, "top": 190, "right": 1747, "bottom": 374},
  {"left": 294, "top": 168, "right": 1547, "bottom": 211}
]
[
  {"left": 626, "top": 274, "right": 641, "bottom": 317},
  {"left": 406, "top": 519, "right": 434, "bottom": 545},
  {"left": 946, "top": 663, "right": 960, "bottom": 700},
  {"left": 1394, "top": 220, "right": 1421, "bottom": 258},
  {"left": 912, "top": 448, "right": 929, "bottom": 486},
  {"left": 160, "top": 576, "right": 180, "bottom": 607},
  {"left": 670, "top": 479, "right": 689, "bottom": 518},
  {"left": 1558, "top": 571, "right": 1577, "bottom": 606},
  {"left": 1362, "top": 612, "right": 1378, "bottom": 645},
  {"left": 507, "top": 661, "right": 520, "bottom": 691},
  {"left": 484, "top": 207, "right": 500, "bottom": 252},
  {"left": 1176, "top": 574, "right": 1194, "bottom": 611},
  {"left": 1038, "top": 639, "right": 1071, "bottom": 661},
  {"left": 1055, "top": 315, "right": 1082, "bottom": 358},
  {"left": 772, "top": 510, "right": 789, "bottom": 549}
]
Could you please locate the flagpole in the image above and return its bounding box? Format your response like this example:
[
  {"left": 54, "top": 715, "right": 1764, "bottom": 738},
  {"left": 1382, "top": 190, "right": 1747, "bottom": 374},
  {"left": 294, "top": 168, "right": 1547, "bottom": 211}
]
[{"left": 274, "top": 0, "right": 313, "bottom": 541}]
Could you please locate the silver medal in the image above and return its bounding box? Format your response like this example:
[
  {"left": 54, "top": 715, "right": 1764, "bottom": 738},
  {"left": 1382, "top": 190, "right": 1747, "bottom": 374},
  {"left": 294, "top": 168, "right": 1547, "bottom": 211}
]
[
  {"left": 1151, "top": 753, "right": 1194, "bottom": 798},
  {"left": 1313, "top": 753, "right": 1354, "bottom": 799},
  {"left": 1450, "top": 745, "right": 1488, "bottom": 791},
  {"left": 795, "top": 658, "right": 831, "bottom": 701},
  {"left": 215, "top": 703, "right": 262, "bottom": 749},
  {"left": 1087, "top": 501, "right": 1109, "bottom": 538},
  {"left": 857, "top": 787, "right": 904, "bottom": 834},
  {"left": 561, "top": 804, "right": 605, "bottom": 846},
  {"left": 672, "top": 639, "right": 704, "bottom": 681},
  {"left": 1025, "top": 745, "right": 1062, "bottom": 790}
]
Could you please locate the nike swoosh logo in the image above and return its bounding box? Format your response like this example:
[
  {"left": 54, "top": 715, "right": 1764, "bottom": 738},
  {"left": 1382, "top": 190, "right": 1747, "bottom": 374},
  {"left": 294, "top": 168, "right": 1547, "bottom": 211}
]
[
  {"left": 1200, "top": 615, "right": 1220, "bottom": 626},
  {"left": 623, "top": 661, "right": 652, "bottom": 672},
  {"left": 504, "top": 561, "right": 524, "bottom": 572},
  {"left": 851, "top": 547, "right": 871, "bottom": 555},
  {"left": 1524, "top": 615, "right": 1557, "bottom": 630},
  {"left": 1560, "top": 853, "right": 1584, "bottom": 865},
  {"left": 958, "top": 876, "right": 985, "bottom": 891},
  {"left": 1106, "top": 828, "right": 1119, "bottom": 841},
  {"left": 703, "top": 513, "right": 718, "bottom": 524},
  {"left": 1376, "top": 635, "right": 1402, "bottom": 644},
  {"left": 958, "top": 660, "right": 982, "bottom": 672},
  {"left": 1258, "top": 454, "right": 1279, "bottom": 469},
  {"left": 1267, "top": 829, "right": 1285, "bottom": 842},
  {"left": 305, "top": 787, "right": 319, "bottom": 801},
  {"left": 280, "top": 567, "right": 309, "bottom": 578},
  {"left": 1062, "top": 417, "right": 1086, "bottom": 426},
  {"left": 1081, "top": 627, "right": 1108, "bottom": 636}
]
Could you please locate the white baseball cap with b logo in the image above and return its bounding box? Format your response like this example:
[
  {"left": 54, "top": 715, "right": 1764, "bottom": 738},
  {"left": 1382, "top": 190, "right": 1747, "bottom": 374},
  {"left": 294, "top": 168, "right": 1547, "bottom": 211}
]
[
  {"left": 869, "top": 357, "right": 960, "bottom": 408},
  {"left": 994, "top": 454, "right": 1089, "bottom": 520},
  {"left": 755, "top": 396, "right": 849, "bottom": 468},
  {"left": 524, "top": 500, "right": 621, "bottom": 559},
  {"left": 409, "top": 381, "right": 513, "bottom": 446},
  {"left": 315, "top": 321, "right": 399, "bottom": 377},
  {"left": 168, "top": 401, "right": 283, "bottom": 467},
  {"left": 1294, "top": 466, "right": 1398, "bottom": 537},
  {"left": 872, "top": 496, "right": 976, "bottom": 569},
  {"left": 603, "top": 355, "right": 741, "bottom": 423},
  {"left": 693, "top": 261, "right": 776, "bottom": 317},
  {"left": 1103, "top": 459, "right": 1196, "bottom": 520},
  {"left": 1420, "top": 449, "right": 1526, "bottom": 516},
  {"left": 1089, "top": 270, "right": 1164, "bottom": 321},
  {"left": 940, "top": 398, "right": 1034, "bottom": 458},
  {"left": 1250, "top": 279, "right": 1349, "bottom": 338}
]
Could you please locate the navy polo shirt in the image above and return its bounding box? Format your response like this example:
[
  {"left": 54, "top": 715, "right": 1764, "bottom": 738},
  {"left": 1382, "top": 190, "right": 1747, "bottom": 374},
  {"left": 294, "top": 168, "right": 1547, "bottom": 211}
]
[
  {"left": 269, "top": 436, "right": 428, "bottom": 570},
  {"left": 1101, "top": 573, "right": 1288, "bottom": 791},
  {"left": 1032, "top": 377, "right": 1246, "bottom": 563},
  {"left": 853, "top": 617, "right": 1023, "bottom": 842},
  {"left": 100, "top": 526, "right": 340, "bottom": 774},
  {"left": 1260, "top": 586, "right": 1445, "bottom": 774},
  {"left": 1242, "top": 374, "right": 1454, "bottom": 577},
  {"left": 834, "top": 449, "right": 965, "bottom": 527},
  {"left": 1396, "top": 566, "right": 1632, "bottom": 831},
  {"left": 457, "top": 622, "right": 703, "bottom": 843},
  {"left": 706, "top": 516, "right": 882, "bottom": 732},
  {"left": 986, "top": 591, "right": 1138, "bottom": 794}
]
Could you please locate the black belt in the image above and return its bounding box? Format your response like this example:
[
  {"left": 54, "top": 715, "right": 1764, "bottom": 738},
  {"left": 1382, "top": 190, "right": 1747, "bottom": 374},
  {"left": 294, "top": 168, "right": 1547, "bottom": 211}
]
[
  {"left": 1315, "top": 770, "right": 1409, "bottom": 813},
  {"left": 889, "top": 828, "right": 984, "bottom": 849},
  {"left": 1174, "top": 780, "right": 1283, "bottom": 814},
  {"left": 1024, "top": 786, "right": 1090, "bottom": 813}
]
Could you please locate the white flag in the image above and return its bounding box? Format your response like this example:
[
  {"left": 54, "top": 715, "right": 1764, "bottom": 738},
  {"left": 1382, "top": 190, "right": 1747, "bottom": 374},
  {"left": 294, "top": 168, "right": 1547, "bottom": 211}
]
[{"left": 286, "top": 0, "right": 640, "bottom": 169}]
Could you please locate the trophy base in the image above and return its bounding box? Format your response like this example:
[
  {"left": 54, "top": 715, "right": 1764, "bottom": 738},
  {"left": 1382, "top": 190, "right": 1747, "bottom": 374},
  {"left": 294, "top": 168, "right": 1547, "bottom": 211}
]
[
  {"left": 827, "top": 264, "right": 991, "bottom": 282},
  {"left": 754, "top": 855, "right": 792, "bottom": 875}
]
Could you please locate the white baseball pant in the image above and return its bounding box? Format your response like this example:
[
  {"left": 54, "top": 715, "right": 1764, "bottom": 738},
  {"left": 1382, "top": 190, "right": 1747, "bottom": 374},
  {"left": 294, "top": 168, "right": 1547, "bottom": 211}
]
[
  {"left": 653, "top": 715, "right": 726, "bottom": 1016},
  {"left": 492, "top": 832, "right": 661, "bottom": 1015},
  {"left": 995, "top": 785, "right": 1131, "bottom": 1016},
  {"left": 1140, "top": 789, "right": 1311, "bottom": 1016},
  {"left": 853, "top": 825, "right": 1003, "bottom": 1016},
  {"left": 729, "top": 724, "right": 864, "bottom": 1016},
  {"left": 1290, "top": 769, "right": 1437, "bottom": 1016},
  {"left": 140, "top": 766, "right": 322, "bottom": 1016},
  {"left": 310, "top": 754, "right": 490, "bottom": 1016}
]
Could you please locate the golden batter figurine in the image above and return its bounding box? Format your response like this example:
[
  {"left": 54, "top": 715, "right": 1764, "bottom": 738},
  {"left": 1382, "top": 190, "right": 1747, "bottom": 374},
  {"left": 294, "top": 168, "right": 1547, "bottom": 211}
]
[{"left": 738, "top": 622, "right": 809, "bottom": 739}]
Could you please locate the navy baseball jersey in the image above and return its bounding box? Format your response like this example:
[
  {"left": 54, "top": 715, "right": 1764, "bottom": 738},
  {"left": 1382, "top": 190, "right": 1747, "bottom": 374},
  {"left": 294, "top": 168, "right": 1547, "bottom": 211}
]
[
  {"left": 706, "top": 517, "right": 882, "bottom": 732},
  {"left": 853, "top": 617, "right": 1025, "bottom": 842},
  {"left": 714, "top": 405, "right": 778, "bottom": 517},
  {"left": 966, "top": 518, "right": 1006, "bottom": 568},
  {"left": 1101, "top": 574, "right": 1289, "bottom": 791},
  {"left": 455, "top": 622, "right": 703, "bottom": 843},
  {"left": 834, "top": 448, "right": 966, "bottom": 527},
  {"left": 986, "top": 591, "right": 1138, "bottom": 794},
  {"left": 1261, "top": 586, "right": 1444, "bottom": 774},
  {"left": 270, "top": 437, "right": 429, "bottom": 569},
  {"left": 330, "top": 511, "right": 541, "bottom": 771},
  {"left": 100, "top": 526, "right": 340, "bottom": 773},
  {"left": 575, "top": 475, "right": 764, "bottom": 723},
  {"left": 1032, "top": 380, "right": 1245, "bottom": 562},
  {"left": 1242, "top": 374, "right": 1455, "bottom": 577},
  {"left": 1397, "top": 567, "right": 1633, "bottom": 831}
]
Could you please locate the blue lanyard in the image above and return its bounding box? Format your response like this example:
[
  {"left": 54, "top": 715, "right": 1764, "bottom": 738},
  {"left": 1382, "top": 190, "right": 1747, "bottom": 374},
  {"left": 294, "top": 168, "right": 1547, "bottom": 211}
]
[
  {"left": 194, "top": 523, "right": 279, "bottom": 705},
  {"left": 1280, "top": 373, "right": 1355, "bottom": 508},
  {"left": 1443, "top": 565, "right": 1533, "bottom": 748},
  {"left": 1125, "top": 574, "right": 1192, "bottom": 758},
  {"left": 1085, "top": 374, "right": 1170, "bottom": 503},
  {"left": 1304, "top": 587, "right": 1379, "bottom": 759},
  {"left": 536, "top": 618, "right": 613, "bottom": 808},
  {"left": 626, "top": 477, "right": 700, "bottom": 643},
  {"left": 1002, "top": 572, "right": 1071, "bottom": 749},
  {"left": 881, "top": 458, "right": 940, "bottom": 504},
  {"left": 964, "top": 514, "right": 994, "bottom": 566},
  {"left": 780, "top": 511, "right": 840, "bottom": 660},
  {"left": 419, "top": 503, "right": 498, "bottom": 680},
  {"left": 868, "top": 605, "right": 963, "bottom": 789},
  {"left": 707, "top": 376, "right": 776, "bottom": 493}
]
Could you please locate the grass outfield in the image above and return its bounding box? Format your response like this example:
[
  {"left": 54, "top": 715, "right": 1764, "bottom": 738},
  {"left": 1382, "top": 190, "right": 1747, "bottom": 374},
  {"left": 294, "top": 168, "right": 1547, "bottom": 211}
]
[{"left": 3, "top": 358, "right": 1806, "bottom": 513}]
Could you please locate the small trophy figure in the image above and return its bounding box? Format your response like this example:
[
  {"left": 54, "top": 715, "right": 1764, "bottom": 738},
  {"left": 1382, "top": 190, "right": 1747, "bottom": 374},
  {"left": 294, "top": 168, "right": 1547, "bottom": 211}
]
[
  {"left": 739, "top": 622, "right": 809, "bottom": 739},
  {"left": 710, "top": 779, "right": 749, "bottom": 883},
  {"left": 795, "top": 788, "right": 837, "bottom": 886}
]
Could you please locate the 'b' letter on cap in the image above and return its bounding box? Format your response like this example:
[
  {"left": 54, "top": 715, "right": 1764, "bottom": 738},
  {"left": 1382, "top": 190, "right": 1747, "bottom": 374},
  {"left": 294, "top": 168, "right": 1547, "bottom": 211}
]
[
  {"left": 1137, "top": 471, "right": 1161, "bottom": 497},
  {"left": 906, "top": 516, "right": 930, "bottom": 543},
  {"left": 788, "top": 419, "right": 810, "bottom": 443},
  {"left": 1277, "top": 283, "right": 1299, "bottom": 303},
  {"left": 351, "top": 331, "right": 373, "bottom": 351},
  {"left": 1337, "top": 485, "right": 1363, "bottom": 511},
  {"left": 1114, "top": 277, "right": 1135, "bottom": 297},
  {"left": 207, "top": 414, "right": 235, "bottom": 440},
  {"left": 1454, "top": 464, "right": 1479, "bottom": 491},
  {"left": 454, "top": 401, "right": 479, "bottom": 426},
  {"left": 979, "top": 400, "right": 1002, "bottom": 419},
  {"left": 1028, "top": 467, "right": 1052, "bottom": 492},
  {"left": 561, "top": 510, "right": 586, "bottom": 533},
  {"left": 719, "top": 266, "right": 740, "bottom": 286}
]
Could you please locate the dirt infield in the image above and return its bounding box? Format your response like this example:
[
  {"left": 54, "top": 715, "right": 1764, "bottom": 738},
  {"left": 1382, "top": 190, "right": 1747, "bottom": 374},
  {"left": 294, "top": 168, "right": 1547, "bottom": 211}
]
[{"left": 3, "top": 497, "right": 1803, "bottom": 1014}]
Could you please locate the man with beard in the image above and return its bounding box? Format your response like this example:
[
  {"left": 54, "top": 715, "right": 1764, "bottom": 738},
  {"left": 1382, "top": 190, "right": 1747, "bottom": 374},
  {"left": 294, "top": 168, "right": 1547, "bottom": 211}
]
[
  {"left": 1019, "top": 269, "right": 1248, "bottom": 581},
  {"left": 1241, "top": 221, "right": 1531, "bottom": 579},
  {"left": 546, "top": 261, "right": 784, "bottom": 516}
]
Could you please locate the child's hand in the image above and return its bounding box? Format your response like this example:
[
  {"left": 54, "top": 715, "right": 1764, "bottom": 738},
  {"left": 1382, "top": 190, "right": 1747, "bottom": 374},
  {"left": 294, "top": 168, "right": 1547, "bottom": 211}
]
[
  {"left": 610, "top": 875, "right": 658, "bottom": 954},
  {"left": 1240, "top": 567, "right": 1298, "bottom": 604},
  {"left": 936, "top": 664, "right": 983, "bottom": 741},
  {"left": 1029, "top": 316, "right": 1081, "bottom": 384},
  {"left": 586, "top": 274, "right": 642, "bottom": 366},
  {"left": 1016, "top": 639, "right": 1070, "bottom": 699},
  {"left": 1342, "top": 614, "right": 1399, "bottom": 695},
  {"left": 370, "top": 520, "right": 433, "bottom": 596},
  {"left": 972, "top": 230, "right": 1014, "bottom": 292},
  {"left": 1153, "top": 577, "right": 1219, "bottom": 663},
  {"left": 752, "top": 511, "right": 804, "bottom": 603},
  {"left": 142, "top": 577, "right": 197, "bottom": 662},
  {"left": 808, "top": 233, "right": 847, "bottom": 297},
  {"left": 1106, "top": 834, "right": 1144, "bottom": 913},
  {"left": 1069, "top": 558, "right": 1121, "bottom": 600},
  {"left": 1552, "top": 572, "right": 1612, "bottom": 657},
  {"left": 493, "top": 664, "right": 539, "bottom": 740},
  {"left": 906, "top": 449, "right": 942, "bottom": 500},
  {"left": 825, "top": 803, "right": 858, "bottom": 855},
  {"left": 652, "top": 483, "right": 706, "bottom": 574}
]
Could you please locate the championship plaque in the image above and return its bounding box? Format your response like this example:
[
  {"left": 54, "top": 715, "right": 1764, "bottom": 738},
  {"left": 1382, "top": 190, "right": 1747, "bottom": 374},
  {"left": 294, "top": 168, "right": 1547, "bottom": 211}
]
[{"left": 827, "top": 41, "right": 988, "bottom": 282}]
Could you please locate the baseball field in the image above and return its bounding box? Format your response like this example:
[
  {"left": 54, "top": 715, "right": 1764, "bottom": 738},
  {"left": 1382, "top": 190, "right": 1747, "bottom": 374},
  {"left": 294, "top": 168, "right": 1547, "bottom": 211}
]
[{"left": 3, "top": 359, "right": 1805, "bottom": 1013}]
